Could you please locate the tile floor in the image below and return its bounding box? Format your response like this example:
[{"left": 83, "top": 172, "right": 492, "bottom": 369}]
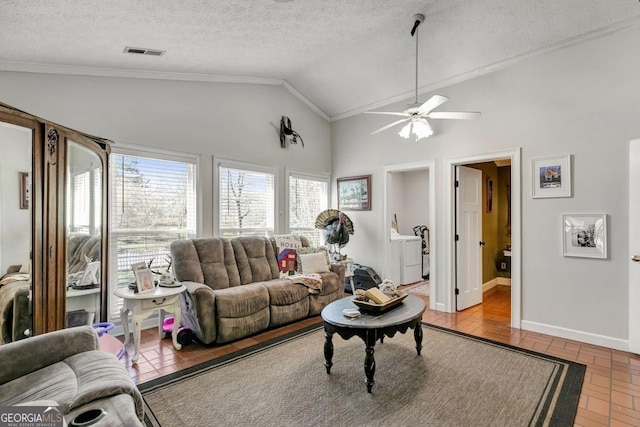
[{"left": 122, "top": 285, "right": 640, "bottom": 426}]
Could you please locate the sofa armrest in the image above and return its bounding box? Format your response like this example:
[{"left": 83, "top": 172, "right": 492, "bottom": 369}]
[
  {"left": 179, "top": 281, "right": 217, "bottom": 345},
  {"left": 330, "top": 263, "right": 346, "bottom": 284},
  {"left": 0, "top": 325, "right": 99, "bottom": 385}
]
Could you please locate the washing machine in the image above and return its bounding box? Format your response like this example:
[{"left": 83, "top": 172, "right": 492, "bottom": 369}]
[{"left": 390, "top": 233, "right": 423, "bottom": 285}]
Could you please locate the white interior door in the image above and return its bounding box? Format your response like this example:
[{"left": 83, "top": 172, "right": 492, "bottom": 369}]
[
  {"left": 629, "top": 139, "right": 640, "bottom": 353},
  {"left": 456, "top": 166, "right": 483, "bottom": 311}
]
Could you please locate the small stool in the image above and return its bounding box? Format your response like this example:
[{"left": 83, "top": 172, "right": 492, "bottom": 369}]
[{"left": 92, "top": 322, "right": 125, "bottom": 360}]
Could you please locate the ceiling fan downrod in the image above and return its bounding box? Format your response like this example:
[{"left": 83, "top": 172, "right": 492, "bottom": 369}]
[{"left": 411, "top": 14, "right": 425, "bottom": 106}]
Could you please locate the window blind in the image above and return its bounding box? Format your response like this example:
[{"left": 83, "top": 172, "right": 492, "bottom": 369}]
[
  {"left": 218, "top": 164, "right": 275, "bottom": 238},
  {"left": 109, "top": 153, "right": 197, "bottom": 320},
  {"left": 288, "top": 173, "right": 328, "bottom": 246}
]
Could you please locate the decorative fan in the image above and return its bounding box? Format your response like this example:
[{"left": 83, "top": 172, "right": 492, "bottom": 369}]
[
  {"left": 365, "top": 14, "right": 480, "bottom": 140},
  {"left": 315, "top": 209, "right": 354, "bottom": 260}
]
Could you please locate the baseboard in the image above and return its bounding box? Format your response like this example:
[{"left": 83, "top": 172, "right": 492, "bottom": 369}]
[
  {"left": 521, "top": 320, "right": 629, "bottom": 352},
  {"left": 483, "top": 278, "right": 498, "bottom": 292},
  {"left": 497, "top": 277, "right": 511, "bottom": 287},
  {"left": 435, "top": 302, "right": 446, "bottom": 312}
]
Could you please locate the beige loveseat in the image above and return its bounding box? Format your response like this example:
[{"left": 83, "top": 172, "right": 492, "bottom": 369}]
[{"left": 170, "top": 236, "right": 344, "bottom": 345}]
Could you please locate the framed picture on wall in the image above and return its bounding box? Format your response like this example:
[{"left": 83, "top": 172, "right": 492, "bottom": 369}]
[
  {"left": 562, "top": 213, "right": 607, "bottom": 259},
  {"left": 337, "top": 175, "right": 371, "bottom": 211},
  {"left": 531, "top": 155, "right": 572, "bottom": 198}
]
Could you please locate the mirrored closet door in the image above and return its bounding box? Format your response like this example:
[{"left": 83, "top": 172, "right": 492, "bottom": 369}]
[{"left": 0, "top": 120, "right": 34, "bottom": 345}]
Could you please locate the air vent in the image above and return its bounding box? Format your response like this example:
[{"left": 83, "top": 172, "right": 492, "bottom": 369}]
[{"left": 123, "top": 46, "right": 166, "bottom": 56}]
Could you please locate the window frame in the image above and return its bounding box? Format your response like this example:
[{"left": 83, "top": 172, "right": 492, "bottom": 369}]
[
  {"left": 213, "top": 156, "right": 278, "bottom": 238},
  {"left": 108, "top": 142, "right": 201, "bottom": 320}
]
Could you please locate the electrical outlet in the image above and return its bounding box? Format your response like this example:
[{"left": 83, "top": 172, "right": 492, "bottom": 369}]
[{"left": 500, "top": 262, "right": 507, "bottom": 270}]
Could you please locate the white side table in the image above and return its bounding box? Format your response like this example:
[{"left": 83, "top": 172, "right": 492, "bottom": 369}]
[
  {"left": 114, "top": 284, "right": 186, "bottom": 363},
  {"left": 66, "top": 287, "right": 100, "bottom": 325}
]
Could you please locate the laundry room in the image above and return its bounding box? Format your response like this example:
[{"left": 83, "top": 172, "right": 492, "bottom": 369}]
[{"left": 387, "top": 168, "right": 430, "bottom": 287}]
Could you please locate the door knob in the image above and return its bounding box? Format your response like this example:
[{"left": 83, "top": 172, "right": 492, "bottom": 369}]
[
  {"left": 479, "top": 241, "right": 486, "bottom": 246},
  {"left": 632, "top": 255, "right": 640, "bottom": 262}
]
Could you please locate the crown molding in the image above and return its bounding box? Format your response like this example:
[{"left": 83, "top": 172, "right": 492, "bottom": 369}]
[
  {"left": 282, "top": 80, "right": 329, "bottom": 122},
  {"left": 330, "top": 14, "right": 640, "bottom": 122},
  {"left": 0, "top": 60, "right": 284, "bottom": 86}
]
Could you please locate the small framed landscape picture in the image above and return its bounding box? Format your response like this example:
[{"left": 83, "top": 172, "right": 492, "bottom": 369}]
[
  {"left": 132, "top": 261, "right": 155, "bottom": 293},
  {"left": 531, "top": 155, "right": 571, "bottom": 198},
  {"left": 562, "top": 213, "right": 607, "bottom": 259},
  {"left": 337, "top": 175, "right": 371, "bottom": 211}
]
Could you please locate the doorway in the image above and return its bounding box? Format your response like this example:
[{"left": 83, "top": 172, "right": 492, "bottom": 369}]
[
  {"left": 445, "top": 149, "right": 521, "bottom": 329},
  {"left": 457, "top": 161, "right": 513, "bottom": 311},
  {"left": 383, "top": 160, "right": 436, "bottom": 311}
]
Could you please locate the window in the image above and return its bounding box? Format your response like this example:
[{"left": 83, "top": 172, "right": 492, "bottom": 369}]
[
  {"left": 287, "top": 171, "right": 329, "bottom": 246},
  {"left": 109, "top": 147, "right": 198, "bottom": 320},
  {"left": 67, "top": 166, "right": 101, "bottom": 235},
  {"left": 217, "top": 159, "right": 275, "bottom": 238}
]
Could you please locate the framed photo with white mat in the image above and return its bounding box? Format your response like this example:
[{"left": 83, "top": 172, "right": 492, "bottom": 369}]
[{"left": 132, "top": 261, "right": 155, "bottom": 293}]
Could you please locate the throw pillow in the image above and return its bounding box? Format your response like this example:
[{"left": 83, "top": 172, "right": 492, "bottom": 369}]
[
  {"left": 273, "top": 235, "right": 303, "bottom": 272},
  {"left": 296, "top": 246, "right": 329, "bottom": 272},
  {"left": 299, "top": 251, "right": 330, "bottom": 274}
]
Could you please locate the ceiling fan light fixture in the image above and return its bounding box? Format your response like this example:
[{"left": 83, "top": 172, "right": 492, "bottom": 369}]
[{"left": 399, "top": 120, "right": 432, "bottom": 140}]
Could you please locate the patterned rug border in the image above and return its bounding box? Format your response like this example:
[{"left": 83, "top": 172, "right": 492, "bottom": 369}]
[{"left": 139, "top": 322, "right": 586, "bottom": 427}]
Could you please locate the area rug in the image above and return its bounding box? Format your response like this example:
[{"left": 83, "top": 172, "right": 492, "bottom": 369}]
[
  {"left": 405, "top": 281, "right": 430, "bottom": 296},
  {"left": 139, "top": 324, "right": 584, "bottom": 427}
]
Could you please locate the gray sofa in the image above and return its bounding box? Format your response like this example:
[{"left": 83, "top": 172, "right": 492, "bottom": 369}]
[
  {"left": 0, "top": 325, "right": 144, "bottom": 426},
  {"left": 170, "top": 235, "right": 345, "bottom": 345}
]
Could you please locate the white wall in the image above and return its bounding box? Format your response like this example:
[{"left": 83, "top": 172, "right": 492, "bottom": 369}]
[
  {"left": 331, "top": 25, "right": 640, "bottom": 345},
  {"left": 387, "top": 170, "right": 429, "bottom": 236},
  {"left": 402, "top": 169, "right": 429, "bottom": 236},
  {"left": 0, "top": 72, "right": 331, "bottom": 236},
  {"left": 0, "top": 124, "right": 31, "bottom": 272}
]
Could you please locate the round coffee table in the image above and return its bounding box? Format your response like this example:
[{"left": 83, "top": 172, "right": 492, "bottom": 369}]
[{"left": 321, "top": 294, "right": 426, "bottom": 392}]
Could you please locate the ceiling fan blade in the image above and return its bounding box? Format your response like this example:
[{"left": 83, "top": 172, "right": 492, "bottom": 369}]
[
  {"left": 428, "top": 111, "right": 481, "bottom": 120},
  {"left": 371, "top": 118, "right": 410, "bottom": 135},
  {"left": 364, "top": 111, "right": 411, "bottom": 117},
  {"left": 417, "top": 95, "right": 449, "bottom": 114}
]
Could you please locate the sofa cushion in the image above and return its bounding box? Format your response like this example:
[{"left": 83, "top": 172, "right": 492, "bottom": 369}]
[
  {"left": 217, "top": 307, "right": 270, "bottom": 344},
  {"left": 193, "top": 238, "right": 240, "bottom": 289},
  {"left": 316, "top": 271, "right": 341, "bottom": 296},
  {"left": 232, "top": 237, "right": 279, "bottom": 284},
  {"left": 214, "top": 283, "right": 269, "bottom": 318},
  {"left": 260, "top": 279, "right": 309, "bottom": 306},
  {"left": 0, "top": 361, "right": 77, "bottom": 407},
  {"left": 171, "top": 238, "right": 240, "bottom": 290}
]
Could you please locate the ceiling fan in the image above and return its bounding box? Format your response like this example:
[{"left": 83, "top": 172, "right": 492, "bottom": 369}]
[{"left": 365, "top": 14, "right": 480, "bottom": 140}]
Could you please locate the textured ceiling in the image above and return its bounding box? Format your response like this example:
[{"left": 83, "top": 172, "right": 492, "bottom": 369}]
[{"left": 1, "top": 0, "right": 639, "bottom": 120}]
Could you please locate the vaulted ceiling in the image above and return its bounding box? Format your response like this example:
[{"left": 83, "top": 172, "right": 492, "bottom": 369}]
[{"left": 1, "top": 1, "right": 639, "bottom": 120}]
